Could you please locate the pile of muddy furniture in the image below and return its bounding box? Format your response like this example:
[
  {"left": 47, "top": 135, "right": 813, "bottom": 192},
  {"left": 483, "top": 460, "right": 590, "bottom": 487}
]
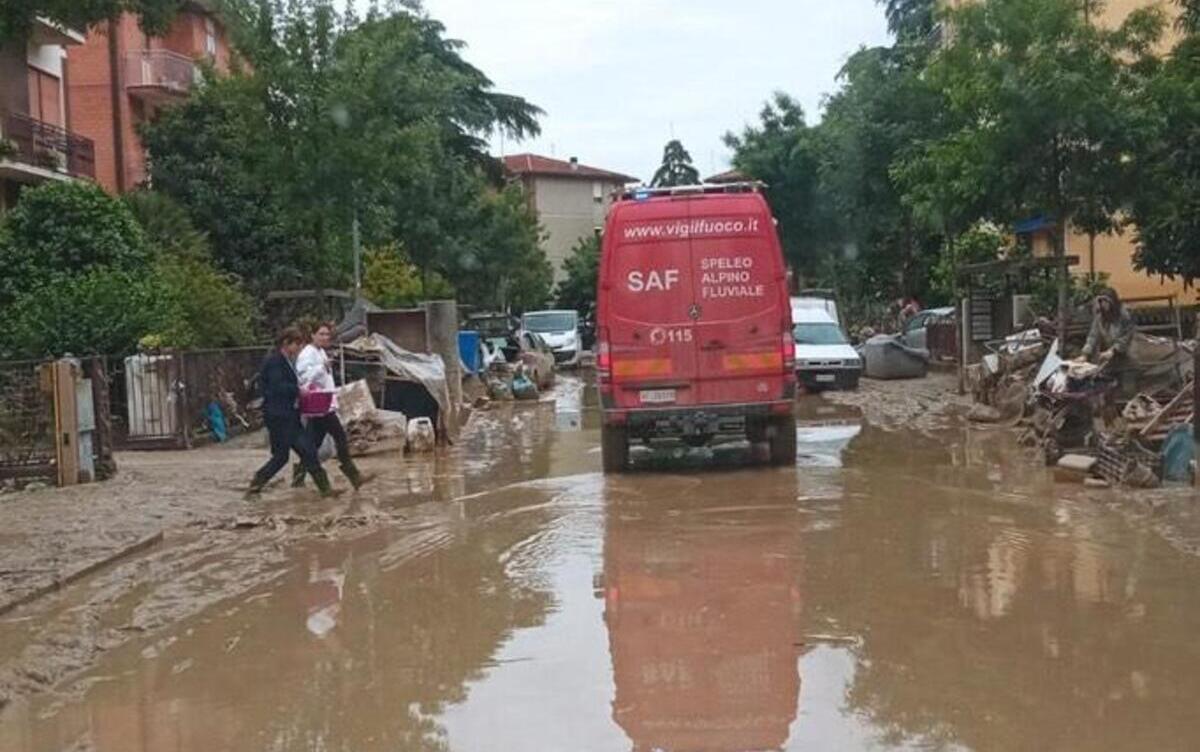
[{"left": 968, "top": 328, "right": 1196, "bottom": 488}]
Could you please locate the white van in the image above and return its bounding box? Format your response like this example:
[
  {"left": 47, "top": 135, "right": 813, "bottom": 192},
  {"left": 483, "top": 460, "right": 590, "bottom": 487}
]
[
  {"left": 521, "top": 309, "right": 581, "bottom": 367},
  {"left": 792, "top": 308, "right": 862, "bottom": 391}
]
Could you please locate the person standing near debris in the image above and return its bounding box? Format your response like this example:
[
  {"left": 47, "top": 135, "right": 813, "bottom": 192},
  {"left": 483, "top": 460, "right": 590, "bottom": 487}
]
[
  {"left": 1081, "top": 287, "right": 1137, "bottom": 394},
  {"left": 293, "top": 322, "right": 374, "bottom": 491},
  {"left": 246, "top": 327, "right": 337, "bottom": 499}
]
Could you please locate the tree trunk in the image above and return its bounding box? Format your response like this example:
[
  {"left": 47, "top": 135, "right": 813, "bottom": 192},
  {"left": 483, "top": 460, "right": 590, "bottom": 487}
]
[{"left": 1088, "top": 232, "right": 1096, "bottom": 280}]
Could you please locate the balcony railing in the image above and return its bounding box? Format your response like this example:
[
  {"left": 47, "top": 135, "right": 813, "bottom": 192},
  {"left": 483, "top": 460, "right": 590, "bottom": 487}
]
[
  {"left": 125, "top": 50, "right": 198, "bottom": 98},
  {"left": 0, "top": 111, "right": 96, "bottom": 179}
]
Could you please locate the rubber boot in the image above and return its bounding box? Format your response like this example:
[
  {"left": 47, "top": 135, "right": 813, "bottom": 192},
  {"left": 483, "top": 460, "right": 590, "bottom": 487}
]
[
  {"left": 310, "top": 467, "right": 342, "bottom": 498},
  {"left": 291, "top": 463, "right": 307, "bottom": 489},
  {"left": 243, "top": 477, "right": 266, "bottom": 501},
  {"left": 340, "top": 461, "right": 376, "bottom": 491}
]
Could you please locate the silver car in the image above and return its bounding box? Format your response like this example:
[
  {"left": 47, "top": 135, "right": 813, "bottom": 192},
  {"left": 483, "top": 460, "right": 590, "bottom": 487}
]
[{"left": 900, "top": 307, "right": 956, "bottom": 351}]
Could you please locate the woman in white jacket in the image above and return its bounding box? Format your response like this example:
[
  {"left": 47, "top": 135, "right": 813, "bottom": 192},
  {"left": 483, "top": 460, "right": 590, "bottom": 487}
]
[{"left": 293, "top": 322, "right": 372, "bottom": 490}]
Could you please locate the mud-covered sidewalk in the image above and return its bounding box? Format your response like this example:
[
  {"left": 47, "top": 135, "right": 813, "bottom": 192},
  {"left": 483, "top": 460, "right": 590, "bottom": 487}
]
[{"left": 0, "top": 379, "right": 584, "bottom": 617}]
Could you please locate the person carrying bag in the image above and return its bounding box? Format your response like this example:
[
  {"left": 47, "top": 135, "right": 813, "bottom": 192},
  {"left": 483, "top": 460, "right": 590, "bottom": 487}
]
[{"left": 293, "top": 322, "right": 374, "bottom": 491}]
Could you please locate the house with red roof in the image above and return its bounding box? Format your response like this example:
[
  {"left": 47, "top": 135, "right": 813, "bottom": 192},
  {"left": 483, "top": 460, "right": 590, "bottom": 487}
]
[{"left": 503, "top": 153, "right": 638, "bottom": 282}]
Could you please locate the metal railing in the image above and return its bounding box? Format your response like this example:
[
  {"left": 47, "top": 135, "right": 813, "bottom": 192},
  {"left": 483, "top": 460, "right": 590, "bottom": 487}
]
[
  {"left": 0, "top": 111, "right": 96, "bottom": 179},
  {"left": 108, "top": 347, "right": 270, "bottom": 449},
  {"left": 124, "top": 49, "right": 198, "bottom": 96}
]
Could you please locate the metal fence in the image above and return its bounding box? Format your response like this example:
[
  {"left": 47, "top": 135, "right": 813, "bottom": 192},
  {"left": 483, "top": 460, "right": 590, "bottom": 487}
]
[
  {"left": 0, "top": 359, "right": 55, "bottom": 483},
  {"left": 108, "top": 347, "right": 270, "bottom": 449}
]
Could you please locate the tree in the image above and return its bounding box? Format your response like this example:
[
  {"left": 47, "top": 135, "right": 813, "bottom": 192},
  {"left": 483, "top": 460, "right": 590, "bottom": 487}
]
[
  {"left": 445, "top": 185, "right": 551, "bottom": 312},
  {"left": 650, "top": 140, "right": 700, "bottom": 187},
  {"left": 141, "top": 74, "right": 301, "bottom": 292},
  {"left": 0, "top": 181, "right": 150, "bottom": 309},
  {"left": 141, "top": 0, "right": 545, "bottom": 304},
  {"left": 815, "top": 44, "right": 948, "bottom": 303},
  {"left": 724, "top": 94, "right": 829, "bottom": 275},
  {"left": 362, "top": 245, "right": 453, "bottom": 308},
  {"left": 124, "top": 190, "right": 259, "bottom": 348},
  {"left": 0, "top": 0, "right": 181, "bottom": 43},
  {"left": 1179, "top": 0, "right": 1200, "bottom": 34},
  {"left": 908, "top": 0, "right": 1164, "bottom": 340},
  {"left": 879, "top": 0, "right": 937, "bottom": 40},
  {"left": 555, "top": 235, "right": 601, "bottom": 315},
  {"left": 1129, "top": 35, "right": 1200, "bottom": 285}
]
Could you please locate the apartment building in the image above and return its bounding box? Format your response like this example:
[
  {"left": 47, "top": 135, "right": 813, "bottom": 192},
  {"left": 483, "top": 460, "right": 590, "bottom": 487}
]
[
  {"left": 67, "top": 1, "right": 234, "bottom": 193},
  {"left": 503, "top": 153, "right": 638, "bottom": 281},
  {"left": 0, "top": 18, "right": 95, "bottom": 212}
]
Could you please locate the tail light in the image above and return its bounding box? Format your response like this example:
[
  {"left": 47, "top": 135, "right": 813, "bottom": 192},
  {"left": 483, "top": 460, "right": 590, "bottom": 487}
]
[
  {"left": 781, "top": 330, "right": 795, "bottom": 371},
  {"left": 596, "top": 328, "right": 612, "bottom": 380}
]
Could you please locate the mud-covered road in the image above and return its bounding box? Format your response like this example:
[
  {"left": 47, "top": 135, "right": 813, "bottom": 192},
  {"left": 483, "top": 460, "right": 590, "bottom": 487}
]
[{"left": 3, "top": 374, "right": 1200, "bottom": 751}]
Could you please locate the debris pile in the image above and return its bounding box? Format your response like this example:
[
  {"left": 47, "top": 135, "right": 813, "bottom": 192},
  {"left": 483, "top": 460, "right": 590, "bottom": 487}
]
[
  {"left": 969, "top": 330, "right": 1195, "bottom": 488},
  {"left": 335, "top": 380, "right": 408, "bottom": 457}
]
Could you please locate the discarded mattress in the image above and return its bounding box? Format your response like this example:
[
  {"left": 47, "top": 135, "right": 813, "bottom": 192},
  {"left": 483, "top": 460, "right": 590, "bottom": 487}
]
[{"left": 859, "top": 335, "right": 930, "bottom": 380}]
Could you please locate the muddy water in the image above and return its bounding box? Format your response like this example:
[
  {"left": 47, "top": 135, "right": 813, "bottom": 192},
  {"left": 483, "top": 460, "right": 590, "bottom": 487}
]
[{"left": 4, "top": 381, "right": 1200, "bottom": 751}]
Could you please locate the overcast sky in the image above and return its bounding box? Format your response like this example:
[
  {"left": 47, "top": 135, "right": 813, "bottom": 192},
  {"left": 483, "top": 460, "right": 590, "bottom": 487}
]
[{"left": 405, "top": 1, "right": 892, "bottom": 181}]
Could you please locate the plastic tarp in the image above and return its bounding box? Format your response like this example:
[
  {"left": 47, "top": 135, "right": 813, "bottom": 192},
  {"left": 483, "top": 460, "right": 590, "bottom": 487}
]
[
  {"left": 1125, "top": 334, "right": 1194, "bottom": 393},
  {"left": 859, "top": 335, "right": 930, "bottom": 380},
  {"left": 342, "top": 334, "right": 451, "bottom": 437}
]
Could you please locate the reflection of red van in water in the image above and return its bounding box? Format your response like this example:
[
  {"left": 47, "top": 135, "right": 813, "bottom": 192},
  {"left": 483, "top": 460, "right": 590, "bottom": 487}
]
[{"left": 596, "top": 183, "right": 796, "bottom": 471}]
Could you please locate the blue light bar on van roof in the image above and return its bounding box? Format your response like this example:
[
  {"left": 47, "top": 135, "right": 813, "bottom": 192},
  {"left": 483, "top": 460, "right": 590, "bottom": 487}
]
[{"left": 618, "top": 182, "right": 767, "bottom": 202}]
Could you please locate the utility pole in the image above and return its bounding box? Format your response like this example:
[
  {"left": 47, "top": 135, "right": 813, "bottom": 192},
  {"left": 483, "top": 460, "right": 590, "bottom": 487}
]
[{"left": 352, "top": 211, "right": 362, "bottom": 301}]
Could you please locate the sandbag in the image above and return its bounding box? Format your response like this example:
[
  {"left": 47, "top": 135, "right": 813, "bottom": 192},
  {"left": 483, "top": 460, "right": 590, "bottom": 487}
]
[{"left": 859, "top": 335, "right": 930, "bottom": 380}]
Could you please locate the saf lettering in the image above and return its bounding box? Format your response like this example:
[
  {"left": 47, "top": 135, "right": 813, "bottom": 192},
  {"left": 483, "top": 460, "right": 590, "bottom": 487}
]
[{"left": 627, "top": 269, "right": 680, "bottom": 293}]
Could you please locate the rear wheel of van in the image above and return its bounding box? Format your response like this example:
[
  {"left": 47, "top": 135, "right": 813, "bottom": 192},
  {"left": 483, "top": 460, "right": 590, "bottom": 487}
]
[
  {"left": 768, "top": 416, "right": 797, "bottom": 466},
  {"left": 601, "top": 424, "right": 629, "bottom": 473}
]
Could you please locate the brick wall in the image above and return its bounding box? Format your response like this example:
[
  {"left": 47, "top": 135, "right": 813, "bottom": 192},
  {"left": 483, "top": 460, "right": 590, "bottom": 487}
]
[{"left": 66, "top": 9, "right": 235, "bottom": 194}]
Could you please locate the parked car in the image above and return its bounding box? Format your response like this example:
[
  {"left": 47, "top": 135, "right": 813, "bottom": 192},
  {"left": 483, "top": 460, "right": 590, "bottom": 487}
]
[
  {"left": 595, "top": 182, "right": 796, "bottom": 471},
  {"left": 900, "top": 306, "right": 956, "bottom": 351},
  {"left": 792, "top": 308, "right": 862, "bottom": 391},
  {"left": 482, "top": 331, "right": 557, "bottom": 391},
  {"left": 515, "top": 331, "right": 556, "bottom": 390},
  {"left": 521, "top": 309, "right": 582, "bottom": 367},
  {"left": 791, "top": 289, "right": 842, "bottom": 330},
  {"left": 466, "top": 312, "right": 519, "bottom": 339}
]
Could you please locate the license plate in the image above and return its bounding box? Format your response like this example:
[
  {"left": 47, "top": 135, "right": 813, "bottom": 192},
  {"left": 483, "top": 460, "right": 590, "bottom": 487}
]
[
  {"left": 816, "top": 374, "right": 837, "bottom": 383},
  {"left": 640, "top": 389, "right": 677, "bottom": 404}
]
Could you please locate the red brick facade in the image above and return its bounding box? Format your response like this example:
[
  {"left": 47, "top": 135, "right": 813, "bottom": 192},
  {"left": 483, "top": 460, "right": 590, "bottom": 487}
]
[{"left": 67, "top": 6, "right": 233, "bottom": 193}]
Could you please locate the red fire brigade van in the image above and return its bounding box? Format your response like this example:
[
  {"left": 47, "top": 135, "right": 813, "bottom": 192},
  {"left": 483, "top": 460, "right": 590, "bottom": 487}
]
[{"left": 595, "top": 183, "right": 796, "bottom": 471}]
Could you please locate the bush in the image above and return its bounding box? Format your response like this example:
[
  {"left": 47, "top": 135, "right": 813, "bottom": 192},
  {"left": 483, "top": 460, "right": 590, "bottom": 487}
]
[
  {"left": 0, "top": 181, "right": 150, "bottom": 307},
  {"left": 146, "top": 255, "right": 259, "bottom": 348},
  {"left": 2, "top": 270, "right": 168, "bottom": 358}
]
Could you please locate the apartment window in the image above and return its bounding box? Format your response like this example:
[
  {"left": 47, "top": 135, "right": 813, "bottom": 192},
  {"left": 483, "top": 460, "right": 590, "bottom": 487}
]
[
  {"left": 205, "top": 18, "right": 217, "bottom": 57},
  {"left": 26, "top": 67, "right": 62, "bottom": 127},
  {"left": 592, "top": 181, "right": 603, "bottom": 203}
]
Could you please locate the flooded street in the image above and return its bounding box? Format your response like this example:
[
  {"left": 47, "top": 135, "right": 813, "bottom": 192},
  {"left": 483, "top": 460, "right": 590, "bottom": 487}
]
[{"left": 3, "top": 376, "right": 1200, "bottom": 751}]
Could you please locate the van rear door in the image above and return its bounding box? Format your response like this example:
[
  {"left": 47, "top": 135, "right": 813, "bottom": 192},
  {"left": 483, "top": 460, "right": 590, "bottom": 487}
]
[
  {"left": 688, "top": 195, "right": 788, "bottom": 405},
  {"left": 604, "top": 201, "right": 700, "bottom": 409}
]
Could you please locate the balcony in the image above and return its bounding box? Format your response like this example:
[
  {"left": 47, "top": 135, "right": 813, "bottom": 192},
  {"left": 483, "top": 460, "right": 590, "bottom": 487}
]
[
  {"left": 0, "top": 111, "right": 96, "bottom": 182},
  {"left": 125, "top": 50, "right": 199, "bottom": 102}
]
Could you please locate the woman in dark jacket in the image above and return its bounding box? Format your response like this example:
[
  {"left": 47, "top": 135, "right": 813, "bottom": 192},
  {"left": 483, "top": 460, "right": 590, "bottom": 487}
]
[{"left": 245, "top": 327, "right": 337, "bottom": 498}]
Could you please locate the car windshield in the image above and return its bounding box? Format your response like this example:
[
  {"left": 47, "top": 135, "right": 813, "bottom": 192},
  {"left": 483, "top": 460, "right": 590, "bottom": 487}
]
[
  {"left": 523, "top": 313, "right": 576, "bottom": 333},
  {"left": 794, "top": 322, "right": 848, "bottom": 345}
]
